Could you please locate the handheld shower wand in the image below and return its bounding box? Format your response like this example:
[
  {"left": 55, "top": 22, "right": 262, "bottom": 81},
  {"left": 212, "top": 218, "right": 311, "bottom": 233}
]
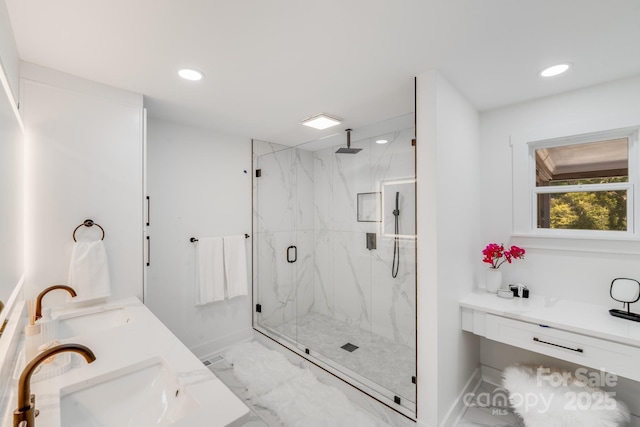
[{"left": 392, "top": 191, "right": 400, "bottom": 278}]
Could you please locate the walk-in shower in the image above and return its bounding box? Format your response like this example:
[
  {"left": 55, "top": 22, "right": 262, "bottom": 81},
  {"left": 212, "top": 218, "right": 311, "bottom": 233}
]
[{"left": 252, "top": 113, "right": 417, "bottom": 416}]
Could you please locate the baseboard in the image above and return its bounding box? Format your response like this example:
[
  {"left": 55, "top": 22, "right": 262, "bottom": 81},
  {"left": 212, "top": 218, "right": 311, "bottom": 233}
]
[
  {"left": 480, "top": 364, "right": 504, "bottom": 387},
  {"left": 189, "top": 327, "right": 253, "bottom": 360},
  {"left": 440, "top": 367, "right": 482, "bottom": 427}
]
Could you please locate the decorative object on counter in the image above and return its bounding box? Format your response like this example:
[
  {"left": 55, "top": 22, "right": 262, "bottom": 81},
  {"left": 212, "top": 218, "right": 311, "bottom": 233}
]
[
  {"left": 482, "top": 243, "right": 526, "bottom": 293},
  {"left": 502, "top": 363, "right": 630, "bottom": 427},
  {"left": 497, "top": 289, "right": 514, "bottom": 299},
  {"left": 509, "top": 283, "right": 529, "bottom": 298},
  {"left": 609, "top": 277, "right": 640, "bottom": 322},
  {"left": 36, "top": 307, "right": 58, "bottom": 356},
  {"left": 24, "top": 300, "right": 41, "bottom": 362},
  {"left": 69, "top": 219, "right": 111, "bottom": 301},
  {"left": 484, "top": 268, "right": 503, "bottom": 293}
]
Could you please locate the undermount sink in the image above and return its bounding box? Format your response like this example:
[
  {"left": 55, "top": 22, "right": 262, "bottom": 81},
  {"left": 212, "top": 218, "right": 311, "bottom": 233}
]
[
  {"left": 60, "top": 358, "right": 199, "bottom": 427},
  {"left": 55, "top": 306, "right": 131, "bottom": 339}
]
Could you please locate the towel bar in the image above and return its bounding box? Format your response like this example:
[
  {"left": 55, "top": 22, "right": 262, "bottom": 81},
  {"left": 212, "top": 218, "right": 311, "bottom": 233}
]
[
  {"left": 190, "top": 234, "right": 250, "bottom": 242},
  {"left": 72, "top": 219, "right": 105, "bottom": 242}
]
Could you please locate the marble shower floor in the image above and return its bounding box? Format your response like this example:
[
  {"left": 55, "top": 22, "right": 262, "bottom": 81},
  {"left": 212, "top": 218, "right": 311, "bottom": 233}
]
[{"left": 270, "top": 312, "right": 416, "bottom": 403}]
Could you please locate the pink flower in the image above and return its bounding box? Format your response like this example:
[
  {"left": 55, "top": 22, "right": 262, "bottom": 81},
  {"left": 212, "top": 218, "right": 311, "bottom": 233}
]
[{"left": 482, "top": 243, "right": 525, "bottom": 269}]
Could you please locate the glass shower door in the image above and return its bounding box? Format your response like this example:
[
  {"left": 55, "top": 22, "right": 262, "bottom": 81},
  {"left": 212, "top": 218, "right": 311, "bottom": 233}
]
[{"left": 253, "top": 142, "right": 299, "bottom": 343}]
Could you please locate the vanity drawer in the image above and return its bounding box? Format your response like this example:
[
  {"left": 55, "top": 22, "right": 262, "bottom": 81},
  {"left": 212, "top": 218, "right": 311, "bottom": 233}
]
[{"left": 485, "top": 314, "right": 640, "bottom": 382}]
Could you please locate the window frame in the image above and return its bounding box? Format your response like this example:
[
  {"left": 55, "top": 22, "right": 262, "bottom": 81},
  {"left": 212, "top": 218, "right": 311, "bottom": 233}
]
[
  {"left": 529, "top": 129, "right": 636, "bottom": 238},
  {"left": 512, "top": 120, "right": 640, "bottom": 252}
]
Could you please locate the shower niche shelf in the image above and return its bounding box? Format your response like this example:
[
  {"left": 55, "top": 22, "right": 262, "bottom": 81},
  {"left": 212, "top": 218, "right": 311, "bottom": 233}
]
[{"left": 357, "top": 192, "right": 381, "bottom": 222}]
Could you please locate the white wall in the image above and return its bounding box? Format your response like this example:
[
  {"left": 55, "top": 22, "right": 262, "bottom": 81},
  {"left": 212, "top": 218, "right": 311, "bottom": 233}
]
[
  {"left": 0, "top": 0, "right": 22, "bottom": 306},
  {"left": 0, "top": 65, "right": 22, "bottom": 304},
  {"left": 146, "top": 118, "right": 253, "bottom": 357},
  {"left": 0, "top": 0, "right": 19, "bottom": 103},
  {"left": 480, "top": 75, "right": 640, "bottom": 305},
  {"left": 416, "top": 71, "right": 481, "bottom": 427},
  {"left": 21, "top": 62, "right": 144, "bottom": 301}
]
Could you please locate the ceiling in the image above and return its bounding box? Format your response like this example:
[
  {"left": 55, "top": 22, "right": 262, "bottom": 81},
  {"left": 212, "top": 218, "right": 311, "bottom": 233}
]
[{"left": 5, "top": 0, "right": 640, "bottom": 146}]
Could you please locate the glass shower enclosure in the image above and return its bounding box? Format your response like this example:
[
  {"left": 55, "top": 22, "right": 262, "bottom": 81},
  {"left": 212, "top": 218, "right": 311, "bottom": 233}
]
[{"left": 252, "top": 113, "right": 416, "bottom": 416}]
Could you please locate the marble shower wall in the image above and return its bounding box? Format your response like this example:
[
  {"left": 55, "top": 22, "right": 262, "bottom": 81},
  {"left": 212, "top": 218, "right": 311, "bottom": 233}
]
[{"left": 313, "top": 127, "right": 416, "bottom": 348}]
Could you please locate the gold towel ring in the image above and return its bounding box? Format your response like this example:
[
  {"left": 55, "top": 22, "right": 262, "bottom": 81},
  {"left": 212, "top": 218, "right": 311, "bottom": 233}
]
[{"left": 72, "top": 219, "right": 105, "bottom": 242}]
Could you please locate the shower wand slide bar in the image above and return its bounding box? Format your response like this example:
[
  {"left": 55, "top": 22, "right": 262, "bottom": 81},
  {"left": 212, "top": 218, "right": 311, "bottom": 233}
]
[{"left": 189, "top": 234, "right": 250, "bottom": 242}]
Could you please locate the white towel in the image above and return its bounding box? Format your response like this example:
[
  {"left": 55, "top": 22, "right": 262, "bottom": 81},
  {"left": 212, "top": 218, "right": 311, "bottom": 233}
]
[
  {"left": 195, "top": 237, "right": 225, "bottom": 305},
  {"left": 223, "top": 235, "right": 248, "bottom": 299},
  {"left": 68, "top": 240, "right": 111, "bottom": 299}
]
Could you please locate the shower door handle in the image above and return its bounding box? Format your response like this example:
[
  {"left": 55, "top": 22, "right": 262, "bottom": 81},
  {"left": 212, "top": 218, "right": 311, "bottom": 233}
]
[{"left": 287, "top": 245, "right": 297, "bottom": 263}]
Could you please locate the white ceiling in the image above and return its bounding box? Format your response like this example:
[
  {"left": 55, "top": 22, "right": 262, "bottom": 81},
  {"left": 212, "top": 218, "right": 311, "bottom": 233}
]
[{"left": 6, "top": 0, "right": 640, "bottom": 146}]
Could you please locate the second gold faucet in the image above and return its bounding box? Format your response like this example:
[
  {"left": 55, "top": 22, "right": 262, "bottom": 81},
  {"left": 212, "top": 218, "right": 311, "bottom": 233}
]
[{"left": 34, "top": 285, "right": 77, "bottom": 321}]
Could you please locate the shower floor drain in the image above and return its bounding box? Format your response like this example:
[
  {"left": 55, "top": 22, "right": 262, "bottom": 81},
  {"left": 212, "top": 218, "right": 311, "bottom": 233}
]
[{"left": 340, "top": 343, "right": 359, "bottom": 352}]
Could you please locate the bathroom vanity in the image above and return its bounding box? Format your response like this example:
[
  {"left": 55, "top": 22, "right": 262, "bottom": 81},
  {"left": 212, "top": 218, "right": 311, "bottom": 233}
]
[
  {"left": 460, "top": 291, "right": 640, "bottom": 382},
  {"left": 0, "top": 292, "right": 249, "bottom": 426}
]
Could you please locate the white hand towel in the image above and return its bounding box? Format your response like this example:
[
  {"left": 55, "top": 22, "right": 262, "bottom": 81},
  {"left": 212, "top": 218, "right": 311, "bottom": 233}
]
[
  {"left": 68, "top": 240, "right": 111, "bottom": 299},
  {"left": 195, "top": 237, "right": 225, "bottom": 305},
  {"left": 223, "top": 235, "right": 248, "bottom": 299}
]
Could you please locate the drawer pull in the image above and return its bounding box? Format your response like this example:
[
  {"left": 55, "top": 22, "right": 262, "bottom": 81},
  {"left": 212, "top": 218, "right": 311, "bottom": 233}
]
[{"left": 533, "top": 337, "right": 583, "bottom": 353}]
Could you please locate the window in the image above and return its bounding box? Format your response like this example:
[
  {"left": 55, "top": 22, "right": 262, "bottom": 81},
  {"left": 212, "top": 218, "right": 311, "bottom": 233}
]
[
  {"left": 512, "top": 125, "right": 640, "bottom": 243},
  {"left": 534, "top": 137, "right": 630, "bottom": 232}
]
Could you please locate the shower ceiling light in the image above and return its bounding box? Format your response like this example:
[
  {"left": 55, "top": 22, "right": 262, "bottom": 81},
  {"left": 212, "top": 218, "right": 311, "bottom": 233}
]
[
  {"left": 539, "top": 63, "right": 570, "bottom": 77},
  {"left": 375, "top": 139, "right": 388, "bottom": 144},
  {"left": 178, "top": 69, "right": 205, "bottom": 81},
  {"left": 301, "top": 113, "right": 342, "bottom": 130}
]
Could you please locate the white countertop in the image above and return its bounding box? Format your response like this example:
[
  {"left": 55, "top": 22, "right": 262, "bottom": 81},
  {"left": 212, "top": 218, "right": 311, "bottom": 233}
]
[
  {"left": 2, "top": 297, "right": 248, "bottom": 427},
  {"left": 460, "top": 291, "right": 640, "bottom": 347}
]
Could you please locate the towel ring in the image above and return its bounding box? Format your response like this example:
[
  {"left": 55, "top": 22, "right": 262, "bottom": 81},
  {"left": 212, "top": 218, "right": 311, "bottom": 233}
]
[{"left": 72, "top": 219, "right": 105, "bottom": 242}]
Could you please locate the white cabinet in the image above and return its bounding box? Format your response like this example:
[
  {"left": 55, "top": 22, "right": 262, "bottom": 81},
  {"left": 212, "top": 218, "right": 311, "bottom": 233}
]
[{"left": 460, "top": 291, "right": 640, "bottom": 382}]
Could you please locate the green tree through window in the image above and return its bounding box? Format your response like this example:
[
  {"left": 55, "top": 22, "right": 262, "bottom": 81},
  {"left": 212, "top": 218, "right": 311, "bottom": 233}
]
[{"left": 546, "top": 177, "right": 627, "bottom": 231}]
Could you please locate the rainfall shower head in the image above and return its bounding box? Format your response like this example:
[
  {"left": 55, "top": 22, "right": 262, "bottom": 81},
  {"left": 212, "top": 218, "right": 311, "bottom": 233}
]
[{"left": 336, "top": 129, "right": 362, "bottom": 154}]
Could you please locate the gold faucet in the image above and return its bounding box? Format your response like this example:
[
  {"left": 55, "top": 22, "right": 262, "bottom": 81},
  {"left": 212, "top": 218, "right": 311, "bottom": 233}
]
[
  {"left": 14, "top": 343, "right": 96, "bottom": 427},
  {"left": 34, "top": 285, "right": 77, "bottom": 321}
]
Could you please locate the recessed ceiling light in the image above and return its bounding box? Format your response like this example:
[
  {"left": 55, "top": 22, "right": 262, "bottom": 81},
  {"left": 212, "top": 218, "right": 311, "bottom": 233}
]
[
  {"left": 540, "top": 64, "right": 570, "bottom": 77},
  {"left": 301, "top": 113, "right": 342, "bottom": 130},
  {"left": 178, "top": 69, "right": 205, "bottom": 81},
  {"left": 375, "top": 139, "right": 388, "bottom": 144}
]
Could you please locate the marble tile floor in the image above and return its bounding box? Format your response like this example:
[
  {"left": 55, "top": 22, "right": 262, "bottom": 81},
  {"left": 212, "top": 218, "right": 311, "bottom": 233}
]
[
  {"left": 206, "top": 351, "right": 524, "bottom": 427},
  {"left": 269, "top": 312, "right": 416, "bottom": 403},
  {"left": 206, "top": 355, "right": 285, "bottom": 427},
  {"left": 456, "top": 381, "right": 525, "bottom": 427},
  {"left": 205, "top": 348, "right": 393, "bottom": 427}
]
